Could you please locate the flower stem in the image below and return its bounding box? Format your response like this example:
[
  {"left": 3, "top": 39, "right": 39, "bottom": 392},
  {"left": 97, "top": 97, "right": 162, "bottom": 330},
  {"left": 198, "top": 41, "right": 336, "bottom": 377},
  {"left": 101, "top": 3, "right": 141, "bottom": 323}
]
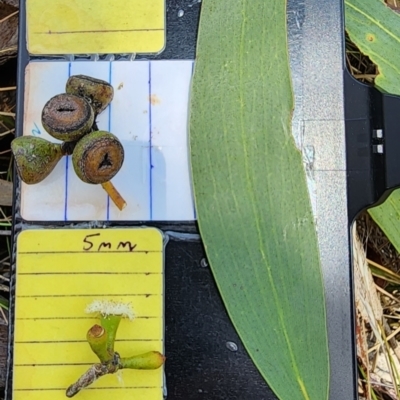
[
  {"left": 101, "top": 181, "right": 127, "bottom": 210},
  {"left": 66, "top": 357, "right": 119, "bottom": 398},
  {"left": 100, "top": 314, "right": 121, "bottom": 353},
  {"left": 66, "top": 364, "right": 106, "bottom": 398}
]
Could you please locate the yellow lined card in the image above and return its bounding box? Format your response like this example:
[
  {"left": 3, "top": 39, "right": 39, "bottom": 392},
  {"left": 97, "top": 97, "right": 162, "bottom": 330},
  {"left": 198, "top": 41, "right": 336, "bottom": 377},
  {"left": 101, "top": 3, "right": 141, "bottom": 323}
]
[
  {"left": 26, "top": 0, "right": 165, "bottom": 54},
  {"left": 13, "top": 228, "right": 164, "bottom": 400}
]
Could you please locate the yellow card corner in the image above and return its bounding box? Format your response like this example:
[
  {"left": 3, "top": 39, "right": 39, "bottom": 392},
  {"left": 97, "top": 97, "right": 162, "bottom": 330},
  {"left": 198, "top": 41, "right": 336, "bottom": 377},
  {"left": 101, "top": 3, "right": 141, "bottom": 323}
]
[{"left": 26, "top": 0, "right": 166, "bottom": 55}]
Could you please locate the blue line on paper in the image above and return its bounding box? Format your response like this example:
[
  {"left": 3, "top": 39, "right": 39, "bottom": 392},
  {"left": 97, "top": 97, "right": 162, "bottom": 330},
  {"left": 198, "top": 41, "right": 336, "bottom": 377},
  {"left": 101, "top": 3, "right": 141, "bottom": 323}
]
[
  {"left": 64, "top": 62, "right": 72, "bottom": 221},
  {"left": 31, "top": 123, "right": 41, "bottom": 136},
  {"left": 148, "top": 61, "right": 153, "bottom": 221}
]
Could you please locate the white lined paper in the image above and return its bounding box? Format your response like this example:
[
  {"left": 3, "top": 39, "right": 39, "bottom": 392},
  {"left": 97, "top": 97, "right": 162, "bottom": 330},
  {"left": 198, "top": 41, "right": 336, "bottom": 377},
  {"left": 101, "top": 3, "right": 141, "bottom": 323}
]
[{"left": 21, "top": 60, "right": 196, "bottom": 221}]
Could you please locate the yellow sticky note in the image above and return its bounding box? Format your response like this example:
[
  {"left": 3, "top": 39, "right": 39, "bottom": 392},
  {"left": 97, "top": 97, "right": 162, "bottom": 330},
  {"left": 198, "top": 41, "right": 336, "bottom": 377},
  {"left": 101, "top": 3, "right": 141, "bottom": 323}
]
[
  {"left": 26, "top": 0, "right": 165, "bottom": 54},
  {"left": 13, "top": 228, "right": 164, "bottom": 400}
]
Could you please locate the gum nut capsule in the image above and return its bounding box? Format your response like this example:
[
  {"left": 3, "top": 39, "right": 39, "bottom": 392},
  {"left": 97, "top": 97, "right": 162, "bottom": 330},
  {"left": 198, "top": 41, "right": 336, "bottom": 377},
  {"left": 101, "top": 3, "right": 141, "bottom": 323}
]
[
  {"left": 72, "top": 131, "right": 124, "bottom": 184},
  {"left": 41, "top": 93, "right": 94, "bottom": 142},
  {"left": 11, "top": 136, "right": 64, "bottom": 184},
  {"left": 66, "top": 75, "right": 114, "bottom": 115}
]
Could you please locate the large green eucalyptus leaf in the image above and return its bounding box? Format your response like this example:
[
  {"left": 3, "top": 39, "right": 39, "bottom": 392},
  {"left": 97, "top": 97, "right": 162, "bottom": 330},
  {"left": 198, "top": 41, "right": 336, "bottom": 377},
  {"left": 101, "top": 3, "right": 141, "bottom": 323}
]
[
  {"left": 189, "top": 1, "right": 329, "bottom": 399},
  {"left": 346, "top": 0, "right": 400, "bottom": 251}
]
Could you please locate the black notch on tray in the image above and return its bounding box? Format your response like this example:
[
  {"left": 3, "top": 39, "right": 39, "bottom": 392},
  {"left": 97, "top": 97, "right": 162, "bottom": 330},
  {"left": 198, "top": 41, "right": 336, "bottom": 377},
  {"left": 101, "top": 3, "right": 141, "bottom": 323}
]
[{"left": 345, "top": 70, "right": 400, "bottom": 220}]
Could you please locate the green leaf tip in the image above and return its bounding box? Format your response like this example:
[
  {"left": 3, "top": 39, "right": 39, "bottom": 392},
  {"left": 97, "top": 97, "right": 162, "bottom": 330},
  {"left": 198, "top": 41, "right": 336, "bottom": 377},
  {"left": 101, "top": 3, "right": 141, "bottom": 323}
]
[{"left": 345, "top": 0, "right": 400, "bottom": 95}]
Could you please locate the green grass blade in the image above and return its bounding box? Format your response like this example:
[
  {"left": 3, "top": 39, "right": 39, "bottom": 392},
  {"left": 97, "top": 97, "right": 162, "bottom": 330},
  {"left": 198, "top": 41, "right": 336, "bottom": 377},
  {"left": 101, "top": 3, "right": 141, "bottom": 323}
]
[
  {"left": 345, "top": 0, "right": 400, "bottom": 250},
  {"left": 0, "top": 297, "right": 8, "bottom": 311},
  {"left": 369, "top": 191, "right": 400, "bottom": 252},
  {"left": 368, "top": 258, "right": 400, "bottom": 285},
  {"left": 189, "top": 1, "right": 329, "bottom": 399},
  {"left": 345, "top": 0, "right": 400, "bottom": 95}
]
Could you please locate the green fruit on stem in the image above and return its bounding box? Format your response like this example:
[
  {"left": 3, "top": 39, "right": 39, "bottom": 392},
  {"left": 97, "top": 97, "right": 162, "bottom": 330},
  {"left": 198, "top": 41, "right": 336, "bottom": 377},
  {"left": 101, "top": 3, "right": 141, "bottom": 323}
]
[
  {"left": 72, "top": 131, "right": 124, "bottom": 184},
  {"left": 86, "top": 325, "right": 111, "bottom": 363},
  {"left": 11, "top": 136, "right": 63, "bottom": 184},
  {"left": 66, "top": 75, "right": 114, "bottom": 115},
  {"left": 120, "top": 351, "right": 166, "bottom": 370},
  {"left": 42, "top": 93, "right": 94, "bottom": 142}
]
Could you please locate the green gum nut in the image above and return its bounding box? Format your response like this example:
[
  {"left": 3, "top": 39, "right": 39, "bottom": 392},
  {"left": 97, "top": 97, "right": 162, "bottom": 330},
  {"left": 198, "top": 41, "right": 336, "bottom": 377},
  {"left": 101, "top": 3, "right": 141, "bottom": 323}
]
[
  {"left": 66, "top": 75, "right": 114, "bottom": 115},
  {"left": 42, "top": 93, "right": 94, "bottom": 142},
  {"left": 86, "top": 325, "right": 111, "bottom": 363},
  {"left": 11, "top": 136, "right": 64, "bottom": 184},
  {"left": 72, "top": 131, "right": 124, "bottom": 184}
]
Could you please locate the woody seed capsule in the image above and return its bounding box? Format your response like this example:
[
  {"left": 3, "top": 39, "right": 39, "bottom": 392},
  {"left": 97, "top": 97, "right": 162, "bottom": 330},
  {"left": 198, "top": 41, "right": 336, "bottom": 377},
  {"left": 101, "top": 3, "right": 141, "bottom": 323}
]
[
  {"left": 42, "top": 93, "right": 94, "bottom": 142},
  {"left": 66, "top": 75, "right": 114, "bottom": 115}
]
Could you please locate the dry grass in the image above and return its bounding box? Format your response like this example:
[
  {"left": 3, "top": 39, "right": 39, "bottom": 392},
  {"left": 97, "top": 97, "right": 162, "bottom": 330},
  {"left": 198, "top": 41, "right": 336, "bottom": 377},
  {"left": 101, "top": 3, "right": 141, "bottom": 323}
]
[
  {"left": 355, "top": 216, "right": 400, "bottom": 400},
  {"left": 345, "top": 34, "right": 378, "bottom": 84},
  {"left": 0, "top": 3, "right": 18, "bottom": 391},
  {"left": 346, "top": 27, "right": 400, "bottom": 397},
  {"left": 0, "top": 58, "right": 15, "bottom": 396},
  {"left": 0, "top": 68, "right": 14, "bottom": 320},
  {"left": 345, "top": 4, "right": 400, "bottom": 390}
]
